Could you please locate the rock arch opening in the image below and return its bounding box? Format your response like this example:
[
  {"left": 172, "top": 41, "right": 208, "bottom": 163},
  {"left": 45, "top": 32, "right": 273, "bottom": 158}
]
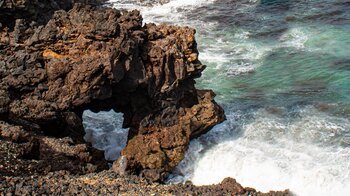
[{"left": 83, "top": 109, "right": 128, "bottom": 161}]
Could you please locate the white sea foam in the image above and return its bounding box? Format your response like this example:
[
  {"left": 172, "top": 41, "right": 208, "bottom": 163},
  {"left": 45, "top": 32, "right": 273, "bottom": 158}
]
[
  {"left": 82, "top": 110, "right": 128, "bottom": 161},
  {"left": 280, "top": 27, "right": 309, "bottom": 49},
  {"left": 200, "top": 38, "right": 273, "bottom": 76},
  {"left": 172, "top": 106, "right": 350, "bottom": 195},
  {"left": 109, "top": 0, "right": 215, "bottom": 25}
]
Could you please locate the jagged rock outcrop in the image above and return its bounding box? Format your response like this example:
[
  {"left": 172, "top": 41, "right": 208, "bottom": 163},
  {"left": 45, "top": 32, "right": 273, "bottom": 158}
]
[{"left": 0, "top": 2, "right": 225, "bottom": 180}]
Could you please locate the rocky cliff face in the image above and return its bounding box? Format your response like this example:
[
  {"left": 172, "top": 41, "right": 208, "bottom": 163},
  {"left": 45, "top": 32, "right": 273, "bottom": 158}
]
[{"left": 0, "top": 2, "right": 225, "bottom": 180}]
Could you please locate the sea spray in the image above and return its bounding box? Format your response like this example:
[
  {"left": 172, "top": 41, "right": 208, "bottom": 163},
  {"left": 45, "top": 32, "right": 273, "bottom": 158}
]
[{"left": 172, "top": 105, "right": 350, "bottom": 195}]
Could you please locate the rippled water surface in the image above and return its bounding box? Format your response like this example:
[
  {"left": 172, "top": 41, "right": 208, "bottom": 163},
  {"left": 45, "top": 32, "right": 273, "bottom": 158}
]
[{"left": 83, "top": 0, "right": 350, "bottom": 195}]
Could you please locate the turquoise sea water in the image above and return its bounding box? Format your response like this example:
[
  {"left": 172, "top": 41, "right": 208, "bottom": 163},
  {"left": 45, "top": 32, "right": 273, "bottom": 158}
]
[
  {"left": 195, "top": 0, "right": 350, "bottom": 109},
  {"left": 83, "top": 1, "right": 350, "bottom": 195}
]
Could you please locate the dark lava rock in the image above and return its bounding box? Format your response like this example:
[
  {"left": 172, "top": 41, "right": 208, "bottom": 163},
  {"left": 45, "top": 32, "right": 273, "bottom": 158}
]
[
  {"left": 0, "top": 1, "right": 225, "bottom": 180},
  {"left": 0, "top": 121, "right": 107, "bottom": 177}
]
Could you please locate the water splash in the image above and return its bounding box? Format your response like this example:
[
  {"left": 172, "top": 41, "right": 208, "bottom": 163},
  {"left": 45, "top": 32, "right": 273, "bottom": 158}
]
[
  {"left": 172, "top": 106, "right": 350, "bottom": 195},
  {"left": 83, "top": 110, "right": 128, "bottom": 161}
]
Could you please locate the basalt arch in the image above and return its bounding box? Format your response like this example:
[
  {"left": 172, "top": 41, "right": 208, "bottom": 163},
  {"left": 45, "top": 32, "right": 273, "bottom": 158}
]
[{"left": 0, "top": 3, "right": 225, "bottom": 180}]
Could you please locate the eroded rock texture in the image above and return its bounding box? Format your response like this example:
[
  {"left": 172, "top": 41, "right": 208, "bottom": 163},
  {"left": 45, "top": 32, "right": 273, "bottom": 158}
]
[{"left": 0, "top": 2, "right": 224, "bottom": 180}]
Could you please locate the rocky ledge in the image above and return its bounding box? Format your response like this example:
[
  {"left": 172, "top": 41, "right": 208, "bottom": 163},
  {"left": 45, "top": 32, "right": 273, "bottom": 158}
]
[{"left": 0, "top": 0, "right": 290, "bottom": 195}]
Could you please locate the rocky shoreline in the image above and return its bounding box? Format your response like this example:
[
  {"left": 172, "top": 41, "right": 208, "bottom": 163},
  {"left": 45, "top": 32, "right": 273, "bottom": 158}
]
[
  {"left": 1, "top": 170, "right": 291, "bottom": 195},
  {"left": 0, "top": 0, "right": 290, "bottom": 194}
]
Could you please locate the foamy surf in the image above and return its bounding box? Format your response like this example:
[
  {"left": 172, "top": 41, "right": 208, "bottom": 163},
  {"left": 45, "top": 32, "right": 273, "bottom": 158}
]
[
  {"left": 109, "top": 0, "right": 215, "bottom": 24},
  {"left": 171, "top": 106, "right": 350, "bottom": 195}
]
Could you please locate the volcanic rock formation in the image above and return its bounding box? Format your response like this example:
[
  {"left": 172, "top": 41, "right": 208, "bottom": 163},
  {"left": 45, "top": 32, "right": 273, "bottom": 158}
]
[{"left": 0, "top": 1, "right": 225, "bottom": 180}]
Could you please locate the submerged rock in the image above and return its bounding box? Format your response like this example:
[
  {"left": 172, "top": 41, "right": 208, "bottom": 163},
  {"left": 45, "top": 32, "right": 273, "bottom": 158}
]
[{"left": 0, "top": 1, "right": 225, "bottom": 180}]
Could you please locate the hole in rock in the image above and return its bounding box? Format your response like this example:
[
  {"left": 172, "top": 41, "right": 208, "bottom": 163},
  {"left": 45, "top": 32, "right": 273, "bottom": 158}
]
[{"left": 82, "top": 109, "right": 128, "bottom": 161}]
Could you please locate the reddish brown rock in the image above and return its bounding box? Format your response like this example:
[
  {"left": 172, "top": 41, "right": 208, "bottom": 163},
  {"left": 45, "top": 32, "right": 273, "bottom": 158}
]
[
  {"left": 119, "top": 90, "right": 224, "bottom": 180},
  {"left": 0, "top": 3, "right": 225, "bottom": 180}
]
